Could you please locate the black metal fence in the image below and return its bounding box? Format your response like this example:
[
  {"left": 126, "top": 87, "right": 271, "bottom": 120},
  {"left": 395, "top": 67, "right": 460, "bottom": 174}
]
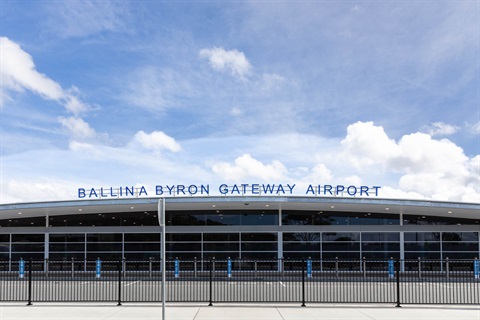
[{"left": 0, "top": 258, "right": 478, "bottom": 306}]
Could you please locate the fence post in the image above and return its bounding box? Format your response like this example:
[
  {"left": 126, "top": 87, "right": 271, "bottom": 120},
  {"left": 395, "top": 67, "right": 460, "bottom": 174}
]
[
  {"left": 194, "top": 257, "right": 197, "bottom": 278},
  {"left": 418, "top": 257, "right": 421, "bottom": 279},
  {"left": 363, "top": 257, "right": 366, "bottom": 278},
  {"left": 301, "top": 260, "right": 306, "bottom": 307},
  {"left": 117, "top": 260, "right": 122, "bottom": 306},
  {"left": 445, "top": 257, "right": 449, "bottom": 279},
  {"left": 208, "top": 260, "right": 213, "bottom": 306},
  {"left": 335, "top": 257, "right": 339, "bottom": 279},
  {"left": 71, "top": 257, "right": 75, "bottom": 279},
  {"left": 27, "top": 259, "right": 32, "bottom": 306},
  {"left": 395, "top": 259, "right": 401, "bottom": 307},
  {"left": 149, "top": 257, "right": 153, "bottom": 279},
  {"left": 281, "top": 258, "right": 284, "bottom": 278}
]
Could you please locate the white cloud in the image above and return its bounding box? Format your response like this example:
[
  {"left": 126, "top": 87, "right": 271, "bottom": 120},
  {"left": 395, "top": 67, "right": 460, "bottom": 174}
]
[
  {"left": 212, "top": 154, "right": 287, "bottom": 181},
  {"left": 199, "top": 47, "right": 252, "bottom": 80},
  {"left": 131, "top": 131, "right": 182, "bottom": 153},
  {"left": 341, "top": 121, "right": 479, "bottom": 202},
  {"left": 424, "top": 122, "right": 458, "bottom": 136},
  {"left": 341, "top": 121, "right": 400, "bottom": 167},
  {"left": 0, "top": 37, "right": 89, "bottom": 115},
  {"left": 0, "top": 37, "right": 63, "bottom": 103},
  {"left": 58, "top": 117, "right": 96, "bottom": 140}
]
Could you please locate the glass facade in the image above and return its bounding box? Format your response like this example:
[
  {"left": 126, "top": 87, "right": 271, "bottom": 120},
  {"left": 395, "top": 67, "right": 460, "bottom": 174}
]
[{"left": 0, "top": 206, "right": 478, "bottom": 265}]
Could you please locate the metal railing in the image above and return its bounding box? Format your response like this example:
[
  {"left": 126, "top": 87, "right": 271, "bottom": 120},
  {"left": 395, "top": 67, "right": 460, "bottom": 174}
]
[{"left": 0, "top": 258, "right": 478, "bottom": 306}]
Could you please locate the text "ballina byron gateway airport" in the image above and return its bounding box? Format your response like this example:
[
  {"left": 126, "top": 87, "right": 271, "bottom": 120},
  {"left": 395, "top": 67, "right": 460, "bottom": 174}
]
[{"left": 77, "top": 184, "right": 382, "bottom": 199}]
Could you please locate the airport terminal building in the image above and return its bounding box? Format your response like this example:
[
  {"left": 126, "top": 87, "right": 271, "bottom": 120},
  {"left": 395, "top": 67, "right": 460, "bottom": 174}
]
[{"left": 0, "top": 193, "right": 479, "bottom": 264}]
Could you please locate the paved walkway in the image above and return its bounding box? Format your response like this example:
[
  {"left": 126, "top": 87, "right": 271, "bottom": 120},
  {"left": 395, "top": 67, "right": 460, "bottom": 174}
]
[{"left": 0, "top": 303, "right": 479, "bottom": 320}]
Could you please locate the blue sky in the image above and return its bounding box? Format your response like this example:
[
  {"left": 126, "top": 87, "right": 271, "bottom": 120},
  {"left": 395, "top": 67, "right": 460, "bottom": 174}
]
[{"left": 0, "top": 1, "right": 479, "bottom": 203}]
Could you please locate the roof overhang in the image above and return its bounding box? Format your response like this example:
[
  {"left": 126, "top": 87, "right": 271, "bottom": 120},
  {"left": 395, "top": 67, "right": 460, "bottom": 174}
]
[{"left": 0, "top": 197, "right": 479, "bottom": 220}]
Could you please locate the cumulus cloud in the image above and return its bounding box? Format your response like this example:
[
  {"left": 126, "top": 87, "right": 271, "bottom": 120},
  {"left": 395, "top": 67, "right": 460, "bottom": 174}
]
[
  {"left": 212, "top": 154, "right": 287, "bottom": 181},
  {"left": 0, "top": 36, "right": 88, "bottom": 114},
  {"left": 424, "top": 122, "right": 458, "bottom": 136},
  {"left": 131, "top": 131, "right": 182, "bottom": 153},
  {"left": 341, "top": 121, "right": 479, "bottom": 202},
  {"left": 199, "top": 47, "right": 252, "bottom": 80}
]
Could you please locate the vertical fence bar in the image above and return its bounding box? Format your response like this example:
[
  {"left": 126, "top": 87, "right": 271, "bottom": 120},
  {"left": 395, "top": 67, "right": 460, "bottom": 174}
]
[
  {"left": 209, "top": 260, "right": 213, "bottom": 306},
  {"left": 362, "top": 257, "right": 366, "bottom": 278},
  {"left": 27, "top": 259, "right": 32, "bottom": 306},
  {"left": 445, "top": 257, "right": 449, "bottom": 280},
  {"left": 395, "top": 259, "right": 401, "bottom": 307},
  {"left": 71, "top": 257, "right": 75, "bottom": 279},
  {"left": 301, "top": 260, "right": 306, "bottom": 307},
  {"left": 194, "top": 257, "right": 197, "bottom": 278},
  {"left": 117, "top": 260, "right": 122, "bottom": 306},
  {"left": 149, "top": 257, "right": 153, "bottom": 279},
  {"left": 335, "top": 257, "right": 339, "bottom": 279},
  {"left": 418, "top": 257, "right": 421, "bottom": 278}
]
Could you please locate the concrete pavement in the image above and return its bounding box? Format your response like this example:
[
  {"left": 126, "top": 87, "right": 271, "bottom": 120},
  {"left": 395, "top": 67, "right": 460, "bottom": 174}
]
[{"left": 0, "top": 303, "right": 479, "bottom": 320}]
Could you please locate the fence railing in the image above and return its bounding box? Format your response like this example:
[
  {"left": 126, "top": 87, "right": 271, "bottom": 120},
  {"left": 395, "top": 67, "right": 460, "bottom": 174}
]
[{"left": 0, "top": 258, "right": 478, "bottom": 306}]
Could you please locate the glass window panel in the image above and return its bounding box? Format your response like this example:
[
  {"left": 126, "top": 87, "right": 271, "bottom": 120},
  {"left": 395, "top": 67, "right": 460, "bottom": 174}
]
[
  {"left": 241, "top": 212, "right": 278, "bottom": 225},
  {"left": 123, "top": 252, "right": 160, "bottom": 260},
  {"left": 206, "top": 213, "right": 240, "bottom": 225},
  {"left": 403, "top": 215, "right": 480, "bottom": 225},
  {"left": 167, "top": 243, "right": 201, "bottom": 251},
  {"left": 283, "top": 243, "right": 320, "bottom": 251},
  {"left": 442, "top": 232, "right": 479, "bottom": 242},
  {"left": 168, "top": 213, "right": 206, "bottom": 226},
  {"left": 0, "top": 243, "right": 9, "bottom": 253},
  {"left": 322, "top": 233, "right": 360, "bottom": 242},
  {"left": 443, "top": 252, "right": 479, "bottom": 259},
  {"left": 87, "top": 243, "right": 122, "bottom": 251},
  {"left": 242, "top": 243, "right": 278, "bottom": 251},
  {"left": 203, "top": 233, "right": 239, "bottom": 242},
  {"left": 404, "top": 232, "right": 440, "bottom": 242},
  {"left": 442, "top": 242, "right": 478, "bottom": 251},
  {"left": 361, "top": 233, "right": 399, "bottom": 242},
  {"left": 12, "top": 234, "right": 44, "bottom": 242},
  {"left": 322, "top": 243, "right": 360, "bottom": 251},
  {"left": 49, "top": 234, "right": 85, "bottom": 243},
  {"left": 404, "top": 243, "right": 441, "bottom": 251},
  {"left": 11, "top": 244, "right": 44, "bottom": 252},
  {"left": 241, "top": 233, "right": 277, "bottom": 242},
  {"left": 49, "top": 243, "right": 85, "bottom": 251},
  {"left": 87, "top": 233, "right": 122, "bottom": 242},
  {"left": 11, "top": 253, "right": 44, "bottom": 260},
  {"left": 86, "top": 252, "right": 122, "bottom": 260},
  {"left": 0, "top": 235, "right": 9, "bottom": 242},
  {"left": 283, "top": 233, "right": 320, "bottom": 242},
  {"left": 124, "top": 233, "right": 159, "bottom": 242},
  {"left": 166, "top": 234, "right": 201, "bottom": 242},
  {"left": 203, "top": 243, "right": 239, "bottom": 251},
  {"left": 404, "top": 252, "right": 441, "bottom": 259},
  {"left": 124, "top": 243, "right": 160, "bottom": 251},
  {"left": 361, "top": 243, "right": 400, "bottom": 251},
  {"left": 241, "top": 252, "right": 277, "bottom": 259}
]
